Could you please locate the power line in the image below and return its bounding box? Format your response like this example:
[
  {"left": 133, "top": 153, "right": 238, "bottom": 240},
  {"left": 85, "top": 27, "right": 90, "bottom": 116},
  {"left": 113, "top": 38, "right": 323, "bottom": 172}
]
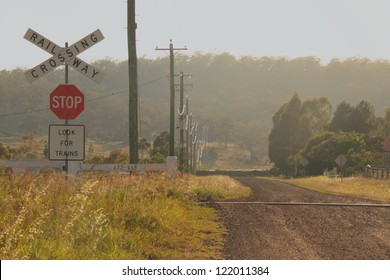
[
  {"left": 0, "top": 75, "right": 167, "bottom": 118},
  {"left": 0, "top": 108, "right": 49, "bottom": 117},
  {"left": 194, "top": 116, "right": 269, "bottom": 133},
  {"left": 139, "top": 76, "right": 167, "bottom": 87}
]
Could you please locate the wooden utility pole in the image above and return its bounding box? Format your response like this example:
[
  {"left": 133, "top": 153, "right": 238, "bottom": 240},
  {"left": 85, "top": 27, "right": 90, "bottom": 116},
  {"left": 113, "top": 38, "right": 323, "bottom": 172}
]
[
  {"left": 64, "top": 42, "right": 69, "bottom": 174},
  {"left": 186, "top": 98, "right": 190, "bottom": 172},
  {"left": 156, "top": 41, "right": 187, "bottom": 156},
  {"left": 175, "top": 72, "right": 192, "bottom": 172},
  {"left": 128, "top": 0, "right": 139, "bottom": 163},
  {"left": 179, "top": 72, "right": 184, "bottom": 170}
]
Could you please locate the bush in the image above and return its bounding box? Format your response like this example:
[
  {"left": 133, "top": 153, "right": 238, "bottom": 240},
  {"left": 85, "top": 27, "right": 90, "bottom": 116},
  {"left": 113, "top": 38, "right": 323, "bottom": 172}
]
[
  {"left": 85, "top": 150, "right": 128, "bottom": 164},
  {"left": 0, "top": 143, "right": 11, "bottom": 160},
  {"left": 302, "top": 132, "right": 383, "bottom": 176}
]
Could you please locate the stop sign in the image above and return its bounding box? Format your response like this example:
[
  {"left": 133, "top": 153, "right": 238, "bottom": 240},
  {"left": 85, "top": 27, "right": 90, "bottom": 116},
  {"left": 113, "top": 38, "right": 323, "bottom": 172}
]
[{"left": 50, "top": 84, "right": 84, "bottom": 120}]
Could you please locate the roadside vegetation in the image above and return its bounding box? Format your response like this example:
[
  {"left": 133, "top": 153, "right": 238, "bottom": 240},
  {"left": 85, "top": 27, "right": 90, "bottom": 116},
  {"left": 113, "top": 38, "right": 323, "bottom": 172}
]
[
  {"left": 277, "top": 176, "right": 390, "bottom": 203},
  {"left": 269, "top": 94, "right": 386, "bottom": 177},
  {"left": 0, "top": 172, "right": 250, "bottom": 260}
]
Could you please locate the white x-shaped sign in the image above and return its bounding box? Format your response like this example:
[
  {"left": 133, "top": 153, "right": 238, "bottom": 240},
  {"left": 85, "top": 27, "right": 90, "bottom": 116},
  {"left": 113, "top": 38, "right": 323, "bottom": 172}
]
[{"left": 24, "top": 28, "right": 105, "bottom": 83}]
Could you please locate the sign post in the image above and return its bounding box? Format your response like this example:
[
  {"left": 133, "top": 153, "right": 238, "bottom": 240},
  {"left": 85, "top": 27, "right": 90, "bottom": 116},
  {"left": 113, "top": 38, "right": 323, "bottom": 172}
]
[
  {"left": 335, "top": 154, "right": 347, "bottom": 180},
  {"left": 300, "top": 157, "right": 309, "bottom": 176},
  {"left": 24, "top": 28, "right": 105, "bottom": 178}
]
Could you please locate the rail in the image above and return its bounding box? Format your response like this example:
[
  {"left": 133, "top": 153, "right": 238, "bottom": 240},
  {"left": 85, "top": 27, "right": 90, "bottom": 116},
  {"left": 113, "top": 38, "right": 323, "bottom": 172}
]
[{"left": 206, "top": 201, "right": 390, "bottom": 208}]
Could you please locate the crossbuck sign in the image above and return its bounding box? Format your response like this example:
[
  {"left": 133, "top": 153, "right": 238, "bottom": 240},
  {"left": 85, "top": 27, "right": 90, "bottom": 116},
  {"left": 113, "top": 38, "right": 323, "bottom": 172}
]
[{"left": 24, "top": 28, "right": 105, "bottom": 83}]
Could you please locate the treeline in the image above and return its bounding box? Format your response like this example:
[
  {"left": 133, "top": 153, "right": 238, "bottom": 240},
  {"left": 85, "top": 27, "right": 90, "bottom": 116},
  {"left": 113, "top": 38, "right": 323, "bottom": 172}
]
[
  {"left": 2, "top": 54, "right": 390, "bottom": 165},
  {"left": 269, "top": 93, "right": 389, "bottom": 176}
]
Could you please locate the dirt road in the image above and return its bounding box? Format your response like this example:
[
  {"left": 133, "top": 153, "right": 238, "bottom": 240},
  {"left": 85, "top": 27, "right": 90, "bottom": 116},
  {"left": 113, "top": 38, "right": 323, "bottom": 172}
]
[{"left": 215, "top": 177, "right": 390, "bottom": 260}]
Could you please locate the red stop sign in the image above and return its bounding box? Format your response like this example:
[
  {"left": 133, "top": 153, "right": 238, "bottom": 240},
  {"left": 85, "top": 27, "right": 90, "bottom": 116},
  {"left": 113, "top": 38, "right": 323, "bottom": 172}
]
[{"left": 50, "top": 84, "right": 84, "bottom": 120}]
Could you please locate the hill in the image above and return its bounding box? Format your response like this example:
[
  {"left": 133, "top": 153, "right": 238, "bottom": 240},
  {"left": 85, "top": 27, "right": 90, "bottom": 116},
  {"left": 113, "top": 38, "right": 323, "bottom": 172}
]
[{"left": 2, "top": 54, "right": 390, "bottom": 167}]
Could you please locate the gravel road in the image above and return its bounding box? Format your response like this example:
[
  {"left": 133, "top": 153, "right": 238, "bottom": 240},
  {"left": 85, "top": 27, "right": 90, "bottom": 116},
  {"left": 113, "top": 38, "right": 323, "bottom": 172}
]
[{"left": 214, "top": 177, "right": 390, "bottom": 260}]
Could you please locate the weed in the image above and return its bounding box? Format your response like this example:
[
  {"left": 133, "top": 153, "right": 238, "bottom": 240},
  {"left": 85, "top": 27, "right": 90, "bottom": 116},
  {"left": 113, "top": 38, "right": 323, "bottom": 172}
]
[
  {"left": 0, "top": 173, "right": 247, "bottom": 259},
  {"left": 277, "top": 176, "right": 390, "bottom": 202}
]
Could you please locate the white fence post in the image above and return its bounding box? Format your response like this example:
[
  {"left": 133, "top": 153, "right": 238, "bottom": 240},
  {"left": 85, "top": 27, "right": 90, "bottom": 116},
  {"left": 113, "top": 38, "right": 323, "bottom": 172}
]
[{"left": 166, "top": 156, "right": 178, "bottom": 179}]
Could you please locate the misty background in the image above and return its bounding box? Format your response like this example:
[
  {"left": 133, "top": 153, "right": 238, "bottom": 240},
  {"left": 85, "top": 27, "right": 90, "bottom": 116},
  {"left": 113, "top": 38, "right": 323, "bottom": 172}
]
[{"left": 2, "top": 54, "right": 390, "bottom": 169}]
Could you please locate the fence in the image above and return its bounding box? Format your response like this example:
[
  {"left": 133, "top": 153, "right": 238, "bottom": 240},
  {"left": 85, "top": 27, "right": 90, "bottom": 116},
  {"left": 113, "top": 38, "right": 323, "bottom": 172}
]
[
  {"left": 0, "top": 157, "right": 178, "bottom": 178},
  {"left": 364, "top": 166, "right": 390, "bottom": 179}
]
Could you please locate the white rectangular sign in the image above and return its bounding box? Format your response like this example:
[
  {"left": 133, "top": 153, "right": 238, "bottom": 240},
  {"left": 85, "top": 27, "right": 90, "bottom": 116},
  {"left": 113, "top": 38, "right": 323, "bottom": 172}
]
[
  {"left": 24, "top": 29, "right": 104, "bottom": 83},
  {"left": 49, "top": 125, "right": 85, "bottom": 161}
]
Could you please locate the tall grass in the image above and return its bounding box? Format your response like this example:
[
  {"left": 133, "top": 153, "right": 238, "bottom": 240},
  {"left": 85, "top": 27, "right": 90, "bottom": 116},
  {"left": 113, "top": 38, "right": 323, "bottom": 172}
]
[
  {"left": 278, "top": 176, "right": 390, "bottom": 203},
  {"left": 0, "top": 172, "right": 249, "bottom": 260}
]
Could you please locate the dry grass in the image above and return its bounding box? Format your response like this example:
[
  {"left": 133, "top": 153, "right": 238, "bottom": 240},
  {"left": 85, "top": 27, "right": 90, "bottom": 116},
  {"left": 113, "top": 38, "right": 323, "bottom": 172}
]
[
  {"left": 188, "top": 175, "right": 251, "bottom": 202},
  {"left": 277, "top": 176, "right": 390, "bottom": 203},
  {"left": 0, "top": 172, "right": 248, "bottom": 260}
]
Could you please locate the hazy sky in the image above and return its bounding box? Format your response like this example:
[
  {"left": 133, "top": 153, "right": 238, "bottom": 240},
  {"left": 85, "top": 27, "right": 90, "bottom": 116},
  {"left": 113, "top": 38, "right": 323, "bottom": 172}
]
[{"left": 2, "top": 0, "right": 390, "bottom": 70}]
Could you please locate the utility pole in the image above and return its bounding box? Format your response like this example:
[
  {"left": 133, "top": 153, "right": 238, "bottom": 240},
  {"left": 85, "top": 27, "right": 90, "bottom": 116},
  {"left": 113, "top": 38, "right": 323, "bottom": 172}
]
[
  {"left": 186, "top": 99, "right": 191, "bottom": 173},
  {"left": 175, "top": 72, "right": 193, "bottom": 172},
  {"left": 179, "top": 72, "right": 185, "bottom": 171},
  {"left": 156, "top": 41, "right": 187, "bottom": 156},
  {"left": 189, "top": 119, "right": 198, "bottom": 173},
  {"left": 128, "top": 0, "right": 139, "bottom": 163},
  {"left": 64, "top": 42, "right": 69, "bottom": 175}
]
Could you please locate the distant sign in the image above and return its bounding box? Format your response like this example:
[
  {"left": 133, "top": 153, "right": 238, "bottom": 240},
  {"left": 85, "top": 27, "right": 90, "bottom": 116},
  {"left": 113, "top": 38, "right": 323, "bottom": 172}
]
[
  {"left": 335, "top": 154, "right": 347, "bottom": 167},
  {"left": 383, "top": 137, "right": 390, "bottom": 152},
  {"left": 300, "top": 158, "right": 309, "bottom": 167},
  {"left": 23, "top": 28, "right": 105, "bottom": 83},
  {"left": 49, "top": 125, "right": 85, "bottom": 161}
]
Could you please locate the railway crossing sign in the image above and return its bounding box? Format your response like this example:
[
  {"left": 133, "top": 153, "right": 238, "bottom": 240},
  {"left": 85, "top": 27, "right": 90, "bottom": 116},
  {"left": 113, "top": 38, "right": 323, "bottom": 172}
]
[
  {"left": 50, "top": 84, "right": 84, "bottom": 120},
  {"left": 23, "top": 28, "right": 105, "bottom": 83}
]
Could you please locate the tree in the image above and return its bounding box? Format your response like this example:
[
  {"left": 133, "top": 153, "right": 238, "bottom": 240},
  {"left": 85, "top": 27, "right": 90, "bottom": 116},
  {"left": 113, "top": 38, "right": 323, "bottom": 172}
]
[
  {"left": 328, "top": 100, "right": 375, "bottom": 134},
  {"left": 299, "top": 97, "right": 332, "bottom": 135},
  {"left": 151, "top": 131, "right": 170, "bottom": 158},
  {"left": 269, "top": 93, "right": 332, "bottom": 175},
  {"left": 302, "top": 132, "right": 383, "bottom": 176},
  {"left": 84, "top": 150, "right": 128, "bottom": 164},
  {"left": 139, "top": 138, "right": 151, "bottom": 151},
  {"left": 139, "top": 138, "right": 151, "bottom": 163},
  {"left": 327, "top": 101, "right": 354, "bottom": 132},
  {"left": 107, "top": 150, "right": 128, "bottom": 164},
  {"left": 377, "top": 107, "right": 390, "bottom": 136},
  {"left": 269, "top": 93, "right": 302, "bottom": 175},
  {"left": 352, "top": 100, "right": 376, "bottom": 134}
]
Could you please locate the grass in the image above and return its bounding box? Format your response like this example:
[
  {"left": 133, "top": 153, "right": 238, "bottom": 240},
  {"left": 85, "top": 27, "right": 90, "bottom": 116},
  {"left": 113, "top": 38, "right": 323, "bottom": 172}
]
[
  {"left": 276, "top": 176, "right": 390, "bottom": 203},
  {"left": 0, "top": 172, "right": 250, "bottom": 260},
  {"left": 189, "top": 175, "right": 252, "bottom": 202}
]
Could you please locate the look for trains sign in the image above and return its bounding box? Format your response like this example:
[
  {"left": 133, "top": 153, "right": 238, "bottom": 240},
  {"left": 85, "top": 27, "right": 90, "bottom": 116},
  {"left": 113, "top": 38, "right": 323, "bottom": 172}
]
[
  {"left": 23, "top": 28, "right": 105, "bottom": 83},
  {"left": 49, "top": 125, "right": 85, "bottom": 161}
]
